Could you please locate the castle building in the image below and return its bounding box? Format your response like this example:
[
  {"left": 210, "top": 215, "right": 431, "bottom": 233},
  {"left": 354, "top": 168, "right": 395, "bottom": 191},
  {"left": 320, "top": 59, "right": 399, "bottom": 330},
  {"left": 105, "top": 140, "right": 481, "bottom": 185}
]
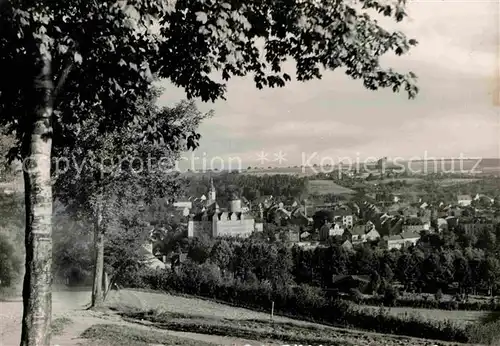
[{"left": 187, "top": 178, "right": 258, "bottom": 238}]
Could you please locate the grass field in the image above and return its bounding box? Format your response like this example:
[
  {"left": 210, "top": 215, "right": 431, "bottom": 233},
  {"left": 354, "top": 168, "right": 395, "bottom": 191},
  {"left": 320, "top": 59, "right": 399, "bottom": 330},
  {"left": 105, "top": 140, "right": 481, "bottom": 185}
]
[
  {"left": 365, "top": 177, "right": 425, "bottom": 185},
  {"left": 105, "top": 290, "right": 475, "bottom": 346},
  {"left": 437, "top": 178, "right": 480, "bottom": 187},
  {"left": 242, "top": 166, "right": 319, "bottom": 177},
  {"left": 308, "top": 179, "right": 356, "bottom": 195},
  {"left": 80, "top": 324, "right": 217, "bottom": 346}
]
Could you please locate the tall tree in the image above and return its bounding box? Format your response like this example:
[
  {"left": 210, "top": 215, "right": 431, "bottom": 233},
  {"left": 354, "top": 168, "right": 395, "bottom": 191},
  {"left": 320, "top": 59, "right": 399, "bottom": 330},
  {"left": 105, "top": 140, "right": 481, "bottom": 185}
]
[
  {"left": 54, "top": 97, "right": 208, "bottom": 307},
  {"left": 1, "top": 0, "right": 417, "bottom": 344}
]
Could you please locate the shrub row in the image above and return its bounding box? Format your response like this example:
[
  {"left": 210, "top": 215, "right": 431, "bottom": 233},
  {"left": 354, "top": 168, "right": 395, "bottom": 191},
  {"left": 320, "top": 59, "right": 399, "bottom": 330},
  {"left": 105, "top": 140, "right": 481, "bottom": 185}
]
[
  {"left": 358, "top": 295, "right": 500, "bottom": 311},
  {"left": 123, "top": 266, "right": 470, "bottom": 343}
]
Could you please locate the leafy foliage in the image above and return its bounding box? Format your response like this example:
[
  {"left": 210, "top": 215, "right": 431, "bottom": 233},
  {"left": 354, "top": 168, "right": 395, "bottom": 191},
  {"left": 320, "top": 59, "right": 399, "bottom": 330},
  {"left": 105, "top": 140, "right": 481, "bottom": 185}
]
[
  {"left": 0, "top": 232, "right": 22, "bottom": 287},
  {"left": 157, "top": 0, "right": 419, "bottom": 101},
  {"left": 1, "top": 0, "right": 417, "bottom": 159},
  {"left": 52, "top": 202, "right": 93, "bottom": 285},
  {"left": 0, "top": 1, "right": 164, "bottom": 157},
  {"left": 53, "top": 95, "right": 210, "bottom": 228}
]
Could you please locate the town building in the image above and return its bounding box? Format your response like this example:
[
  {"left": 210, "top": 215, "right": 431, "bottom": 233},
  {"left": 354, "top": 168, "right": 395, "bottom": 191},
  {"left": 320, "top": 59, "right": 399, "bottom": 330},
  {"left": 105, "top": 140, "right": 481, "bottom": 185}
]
[
  {"left": 401, "top": 231, "right": 421, "bottom": 246},
  {"left": 319, "top": 222, "right": 345, "bottom": 241},
  {"left": 350, "top": 221, "right": 380, "bottom": 244},
  {"left": 462, "top": 222, "right": 495, "bottom": 235},
  {"left": 187, "top": 178, "right": 260, "bottom": 238},
  {"left": 457, "top": 195, "right": 472, "bottom": 207},
  {"left": 266, "top": 202, "right": 309, "bottom": 226},
  {"left": 365, "top": 226, "right": 381, "bottom": 242},
  {"left": 386, "top": 235, "right": 406, "bottom": 250},
  {"left": 385, "top": 231, "right": 421, "bottom": 250},
  {"left": 350, "top": 225, "right": 365, "bottom": 243},
  {"left": 173, "top": 199, "right": 192, "bottom": 209},
  {"left": 402, "top": 224, "right": 425, "bottom": 233},
  {"left": 437, "top": 217, "right": 448, "bottom": 231},
  {"left": 334, "top": 208, "right": 354, "bottom": 228},
  {"left": 341, "top": 239, "right": 354, "bottom": 251}
]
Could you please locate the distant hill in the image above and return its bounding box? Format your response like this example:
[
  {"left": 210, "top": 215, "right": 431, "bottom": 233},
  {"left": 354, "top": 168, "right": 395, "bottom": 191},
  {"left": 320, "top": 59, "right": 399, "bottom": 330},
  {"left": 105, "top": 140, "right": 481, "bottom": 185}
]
[{"left": 229, "top": 158, "right": 500, "bottom": 176}]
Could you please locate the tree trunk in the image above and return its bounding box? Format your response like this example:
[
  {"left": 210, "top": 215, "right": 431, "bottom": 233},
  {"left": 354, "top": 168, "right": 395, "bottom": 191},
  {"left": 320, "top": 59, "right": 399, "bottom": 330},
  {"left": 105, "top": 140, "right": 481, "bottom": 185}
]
[
  {"left": 20, "top": 53, "right": 54, "bottom": 346},
  {"left": 91, "top": 199, "right": 105, "bottom": 308},
  {"left": 103, "top": 271, "right": 109, "bottom": 297},
  {"left": 103, "top": 271, "right": 114, "bottom": 302}
]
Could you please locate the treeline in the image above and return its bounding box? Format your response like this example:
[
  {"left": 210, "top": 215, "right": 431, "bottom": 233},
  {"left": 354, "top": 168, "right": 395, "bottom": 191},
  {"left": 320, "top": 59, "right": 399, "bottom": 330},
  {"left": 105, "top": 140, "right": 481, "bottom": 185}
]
[
  {"left": 183, "top": 173, "right": 308, "bottom": 204},
  {"left": 357, "top": 295, "right": 500, "bottom": 311},
  {"left": 150, "top": 225, "right": 500, "bottom": 303},
  {"left": 294, "top": 228, "right": 500, "bottom": 296}
]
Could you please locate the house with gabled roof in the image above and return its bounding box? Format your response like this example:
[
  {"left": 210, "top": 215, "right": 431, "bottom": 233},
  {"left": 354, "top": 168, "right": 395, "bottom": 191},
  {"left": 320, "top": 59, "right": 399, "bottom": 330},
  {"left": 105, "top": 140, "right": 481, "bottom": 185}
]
[
  {"left": 365, "top": 227, "right": 381, "bottom": 242},
  {"left": 349, "top": 221, "right": 380, "bottom": 244},
  {"left": 341, "top": 239, "right": 354, "bottom": 251}
]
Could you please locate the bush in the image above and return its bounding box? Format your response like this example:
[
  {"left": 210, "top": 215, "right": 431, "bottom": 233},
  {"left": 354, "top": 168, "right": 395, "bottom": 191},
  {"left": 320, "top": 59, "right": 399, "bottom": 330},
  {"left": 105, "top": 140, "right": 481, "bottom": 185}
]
[
  {"left": 465, "top": 316, "right": 500, "bottom": 345},
  {"left": 349, "top": 288, "right": 363, "bottom": 304},
  {"left": 355, "top": 295, "right": 500, "bottom": 312},
  {"left": 435, "top": 289, "right": 443, "bottom": 302},
  {"left": 383, "top": 285, "right": 399, "bottom": 307}
]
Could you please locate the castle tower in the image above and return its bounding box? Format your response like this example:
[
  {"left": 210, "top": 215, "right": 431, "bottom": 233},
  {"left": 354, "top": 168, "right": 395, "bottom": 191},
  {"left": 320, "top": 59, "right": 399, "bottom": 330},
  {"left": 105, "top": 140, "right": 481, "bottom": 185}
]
[{"left": 229, "top": 192, "right": 241, "bottom": 213}]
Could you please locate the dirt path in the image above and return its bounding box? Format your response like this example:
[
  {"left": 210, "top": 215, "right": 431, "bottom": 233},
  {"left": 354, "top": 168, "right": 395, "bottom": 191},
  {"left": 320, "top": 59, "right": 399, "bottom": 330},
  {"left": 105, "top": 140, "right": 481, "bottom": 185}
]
[
  {"left": 0, "top": 289, "right": 271, "bottom": 346},
  {"left": 0, "top": 298, "right": 23, "bottom": 346},
  {"left": 1, "top": 289, "right": 93, "bottom": 346}
]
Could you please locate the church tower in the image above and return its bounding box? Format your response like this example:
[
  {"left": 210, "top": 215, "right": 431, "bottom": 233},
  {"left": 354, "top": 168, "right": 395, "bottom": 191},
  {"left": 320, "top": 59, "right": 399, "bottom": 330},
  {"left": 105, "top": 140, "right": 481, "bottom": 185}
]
[{"left": 208, "top": 177, "right": 216, "bottom": 203}]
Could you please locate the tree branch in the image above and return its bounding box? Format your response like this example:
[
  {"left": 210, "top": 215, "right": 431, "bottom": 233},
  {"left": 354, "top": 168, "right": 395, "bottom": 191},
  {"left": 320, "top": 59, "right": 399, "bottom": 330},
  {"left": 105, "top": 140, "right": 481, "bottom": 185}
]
[
  {"left": 53, "top": 41, "right": 80, "bottom": 102},
  {"left": 103, "top": 262, "right": 127, "bottom": 301},
  {"left": 53, "top": 59, "right": 73, "bottom": 102}
]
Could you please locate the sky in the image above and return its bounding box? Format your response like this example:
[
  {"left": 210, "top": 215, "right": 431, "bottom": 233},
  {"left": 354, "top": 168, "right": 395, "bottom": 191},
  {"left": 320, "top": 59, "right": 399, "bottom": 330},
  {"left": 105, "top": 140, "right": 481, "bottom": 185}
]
[{"left": 158, "top": 0, "right": 500, "bottom": 169}]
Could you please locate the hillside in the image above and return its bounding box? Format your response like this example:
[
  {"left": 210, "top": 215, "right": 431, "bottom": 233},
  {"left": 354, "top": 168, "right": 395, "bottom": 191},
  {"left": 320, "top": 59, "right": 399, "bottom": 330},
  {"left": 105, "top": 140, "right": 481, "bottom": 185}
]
[{"left": 0, "top": 289, "right": 475, "bottom": 345}]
